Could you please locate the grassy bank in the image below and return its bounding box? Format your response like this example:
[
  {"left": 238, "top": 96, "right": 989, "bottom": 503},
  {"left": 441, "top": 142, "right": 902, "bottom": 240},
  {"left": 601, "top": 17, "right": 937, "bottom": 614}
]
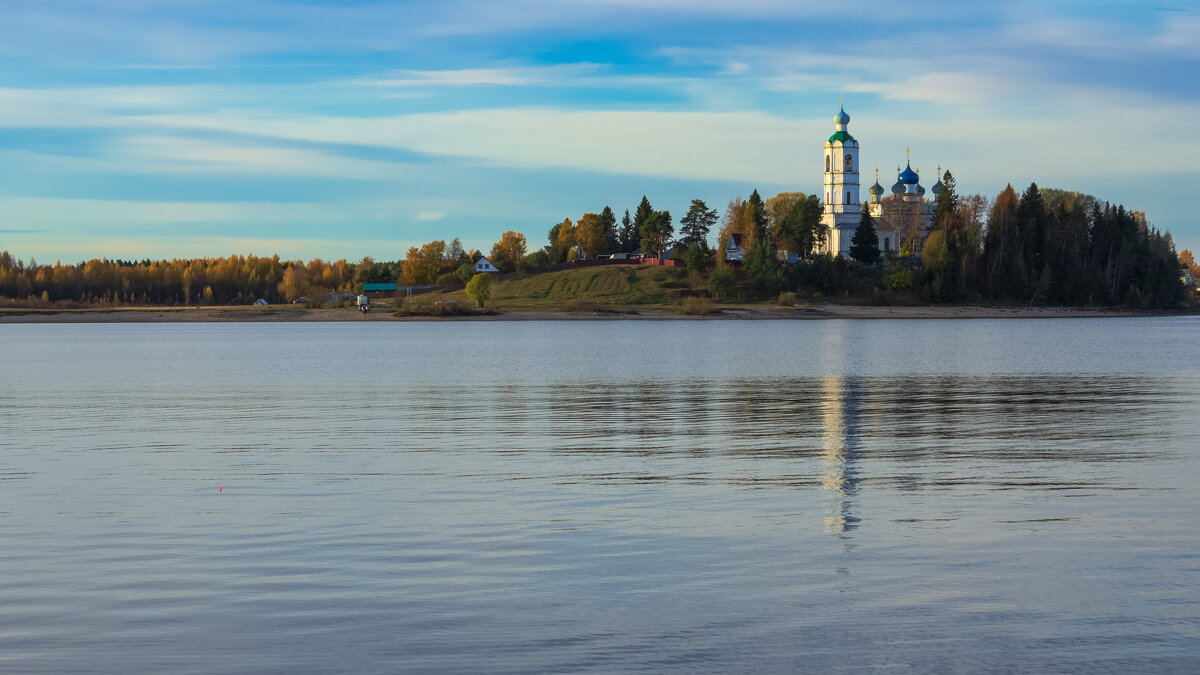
[{"left": 444, "top": 265, "right": 695, "bottom": 311}]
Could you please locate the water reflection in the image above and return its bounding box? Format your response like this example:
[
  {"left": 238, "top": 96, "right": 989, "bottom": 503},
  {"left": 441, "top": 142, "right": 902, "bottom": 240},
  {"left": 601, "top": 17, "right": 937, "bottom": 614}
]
[{"left": 820, "top": 375, "right": 863, "bottom": 534}]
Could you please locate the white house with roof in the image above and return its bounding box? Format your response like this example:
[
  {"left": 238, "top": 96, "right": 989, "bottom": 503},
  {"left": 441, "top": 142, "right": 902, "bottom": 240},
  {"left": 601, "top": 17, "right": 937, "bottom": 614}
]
[
  {"left": 818, "top": 106, "right": 934, "bottom": 257},
  {"left": 474, "top": 256, "right": 500, "bottom": 273}
]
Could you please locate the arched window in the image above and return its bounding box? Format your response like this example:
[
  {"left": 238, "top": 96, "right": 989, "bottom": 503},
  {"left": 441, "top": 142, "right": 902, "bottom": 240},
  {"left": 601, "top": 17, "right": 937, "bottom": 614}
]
[
  {"left": 884, "top": 237, "right": 891, "bottom": 251},
  {"left": 845, "top": 154, "right": 853, "bottom": 171},
  {"left": 846, "top": 191, "right": 852, "bottom": 204},
  {"left": 825, "top": 155, "right": 831, "bottom": 172}
]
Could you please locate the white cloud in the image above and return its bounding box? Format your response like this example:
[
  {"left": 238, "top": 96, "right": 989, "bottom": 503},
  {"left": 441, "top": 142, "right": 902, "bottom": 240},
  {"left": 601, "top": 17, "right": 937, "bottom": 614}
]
[
  {"left": 111, "top": 135, "right": 412, "bottom": 179},
  {"left": 416, "top": 211, "right": 447, "bottom": 221},
  {"left": 358, "top": 64, "right": 607, "bottom": 88}
]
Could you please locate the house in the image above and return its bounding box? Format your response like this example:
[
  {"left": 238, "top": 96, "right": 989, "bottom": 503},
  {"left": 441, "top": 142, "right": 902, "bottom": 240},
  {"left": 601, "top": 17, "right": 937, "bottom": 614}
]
[
  {"left": 474, "top": 256, "right": 500, "bottom": 273},
  {"left": 726, "top": 234, "right": 745, "bottom": 262}
]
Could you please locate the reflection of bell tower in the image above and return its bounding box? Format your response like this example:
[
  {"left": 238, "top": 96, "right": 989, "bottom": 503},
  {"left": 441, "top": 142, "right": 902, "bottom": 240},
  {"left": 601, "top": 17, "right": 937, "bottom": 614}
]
[{"left": 820, "top": 375, "right": 863, "bottom": 535}]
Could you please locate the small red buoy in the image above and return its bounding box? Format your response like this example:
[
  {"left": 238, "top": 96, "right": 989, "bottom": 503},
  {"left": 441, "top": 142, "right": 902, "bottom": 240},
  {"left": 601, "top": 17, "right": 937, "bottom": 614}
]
[{"left": 219, "top": 484, "right": 223, "bottom": 493}]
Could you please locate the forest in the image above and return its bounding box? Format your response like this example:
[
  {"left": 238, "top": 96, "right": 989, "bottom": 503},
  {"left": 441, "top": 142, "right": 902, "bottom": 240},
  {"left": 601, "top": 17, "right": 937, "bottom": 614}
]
[{"left": 0, "top": 176, "right": 1192, "bottom": 309}]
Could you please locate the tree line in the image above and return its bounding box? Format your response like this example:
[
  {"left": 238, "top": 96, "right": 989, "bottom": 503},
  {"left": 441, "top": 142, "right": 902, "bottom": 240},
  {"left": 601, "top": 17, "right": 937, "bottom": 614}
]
[
  {"left": 0, "top": 252, "right": 366, "bottom": 306},
  {"left": 1, "top": 177, "right": 1189, "bottom": 308}
]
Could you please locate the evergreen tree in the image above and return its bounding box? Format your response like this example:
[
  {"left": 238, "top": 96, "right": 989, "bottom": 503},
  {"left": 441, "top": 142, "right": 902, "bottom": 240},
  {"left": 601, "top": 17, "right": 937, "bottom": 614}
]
[
  {"left": 925, "top": 170, "right": 975, "bottom": 300},
  {"left": 848, "top": 208, "right": 881, "bottom": 264},
  {"left": 683, "top": 242, "right": 708, "bottom": 273},
  {"left": 639, "top": 210, "right": 674, "bottom": 257},
  {"left": 1018, "top": 182, "right": 1048, "bottom": 284},
  {"left": 743, "top": 239, "right": 781, "bottom": 297},
  {"left": 600, "top": 206, "right": 619, "bottom": 253},
  {"left": 747, "top": 189, "right": 769, "bottom": 243},
  {"left": 772, "top": 193, "right": 822, "bottom": 257},
  {"left": 678, "top": 199, "right": 718, "bottom": 250},
  {"left": 631, "top": 196, "right": 654, "bottom": 252},
  {"left": 618, "top": 209, "right": 637, "bottom": 252}
]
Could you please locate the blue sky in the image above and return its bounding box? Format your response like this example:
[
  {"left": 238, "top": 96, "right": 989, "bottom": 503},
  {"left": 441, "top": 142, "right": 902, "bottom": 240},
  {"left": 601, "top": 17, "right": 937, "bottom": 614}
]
[{"left": 1, "top": 0, "right": 1197, "bottom": 263}]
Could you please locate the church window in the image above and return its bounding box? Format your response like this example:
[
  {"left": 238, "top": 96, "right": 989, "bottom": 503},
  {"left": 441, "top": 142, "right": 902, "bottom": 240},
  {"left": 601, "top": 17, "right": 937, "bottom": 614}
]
[
  {"left": 845, "top": 154, "right": 853, "bottom": 171},
  {"left": 846, "top": 191, "right": 852, "bottom": 204},
  {"left": 884, "top": 237, "right": 891, "bottom": 251},
  {"left": 825, "top": 155, "right": 830, "bottom": 172}
]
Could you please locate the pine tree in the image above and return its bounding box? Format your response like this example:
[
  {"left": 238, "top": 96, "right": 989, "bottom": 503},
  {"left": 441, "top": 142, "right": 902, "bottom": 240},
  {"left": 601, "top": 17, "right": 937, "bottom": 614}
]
[
  {"left": 639, "top": 210, "right": 673, "bottom": 257},
  {"left": 747, "top": 189, "right": 769, "bottom": 243},
  {"left": 618, "top": 209, "right": 637, "bottom": 253},
  {"left": 600, "top": 206, "right": 619, "bottom": 253},
  {"left": 678, "top": 199, "right": 717, "bottom": 250},
  {"left": 631, "top": 196, "right": 654, "bottom": 252},
  {"left": 743, "top": 239, "right": 781, "bottom": 297},
  {"left": 849, "top": 208, "right": 881, "bottom": 264}
]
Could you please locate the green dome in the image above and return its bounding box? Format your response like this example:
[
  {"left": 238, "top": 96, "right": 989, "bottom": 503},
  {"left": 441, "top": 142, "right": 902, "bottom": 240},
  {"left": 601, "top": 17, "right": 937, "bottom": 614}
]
[{"left": 828, "top": 130, "right": 856, "bottom": 143}]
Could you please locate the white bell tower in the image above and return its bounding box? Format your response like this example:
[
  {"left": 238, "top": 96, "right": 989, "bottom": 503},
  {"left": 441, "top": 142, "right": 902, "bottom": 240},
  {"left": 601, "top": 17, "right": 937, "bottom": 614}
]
[
  {"left": 823, "top": 104, "right": 860, "bottom": 216},
  {"left": 819, "top": 103, "right": 862, "bottom": 254}
]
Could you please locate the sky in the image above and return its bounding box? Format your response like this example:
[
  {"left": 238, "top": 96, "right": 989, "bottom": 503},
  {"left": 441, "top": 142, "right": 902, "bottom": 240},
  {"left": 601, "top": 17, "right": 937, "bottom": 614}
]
[{"left": 1, "top": 0, "right": 1197, "bottom": 263}]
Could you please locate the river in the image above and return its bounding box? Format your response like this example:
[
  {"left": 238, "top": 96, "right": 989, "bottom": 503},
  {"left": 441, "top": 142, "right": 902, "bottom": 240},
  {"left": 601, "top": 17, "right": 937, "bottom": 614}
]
[{"left": 2, "top": 318, "right": 1197, "bottom": 673}]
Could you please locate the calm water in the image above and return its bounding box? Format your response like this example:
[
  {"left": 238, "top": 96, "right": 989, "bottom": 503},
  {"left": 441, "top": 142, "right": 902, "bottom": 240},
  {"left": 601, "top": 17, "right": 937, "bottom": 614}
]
[{"left": 2, "top": 318, "right": 1198, "bottom": 673}]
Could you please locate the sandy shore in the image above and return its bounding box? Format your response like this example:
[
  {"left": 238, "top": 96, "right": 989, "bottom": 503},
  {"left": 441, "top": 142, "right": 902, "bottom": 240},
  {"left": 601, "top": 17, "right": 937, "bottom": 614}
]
[{"left": 0, "top": 304, "right": 1187, "bottom": 323}]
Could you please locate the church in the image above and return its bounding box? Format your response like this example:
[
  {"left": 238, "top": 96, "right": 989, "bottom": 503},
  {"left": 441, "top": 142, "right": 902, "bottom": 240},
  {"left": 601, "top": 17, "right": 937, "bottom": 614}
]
[{"left": 818, "top": 105, "right": 939, "bottom": 257}]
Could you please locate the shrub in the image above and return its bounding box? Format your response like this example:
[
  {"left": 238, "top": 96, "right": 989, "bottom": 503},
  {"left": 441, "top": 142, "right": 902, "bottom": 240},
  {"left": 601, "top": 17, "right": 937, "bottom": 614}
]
[
  {"left": 563, "top": 297, "right": 608, "bottom": 314},
  {"left": 706, "top": 266, "right": 736, "bottom": 301},
  {"left": 681, "top": 296, "right": 718, "bottom": 315}
]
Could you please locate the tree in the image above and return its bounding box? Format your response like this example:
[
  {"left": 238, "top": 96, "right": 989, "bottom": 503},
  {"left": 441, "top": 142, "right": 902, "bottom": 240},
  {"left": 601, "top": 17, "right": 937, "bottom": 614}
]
[
  {"left": 678, "top": 199, "right": 718, "bottom": 250},
  {"left": 982, "top": 184, "right": 1022, "bottom": 298},
  {"left": 639, "top": 210, "right": 674, "bottom": 257},
  {"left": 631, "top": 196, "right": 654, "bottom": 251},
  {"left": 552, "top": 218, "right": 575, "bottom": 262},
  {"left": 683, "top": 242, "right": 708, "bottom": 273},
  {"left": 519, "top": 250, "right": 549, "bottom": 272},
  {"left": 746, "top": 189, "right": 769, "bottom": 243},
  {"left": 445, "top": 238, "right": 467, "bottom": 265},
  {"left": 849, "top": 208, "right": 881, "bottom": 264},
  {"left": 600, "top": 206, "right": 619, "bottom": 253},
  {"left": 716, "top": 196, "right": 750, "bottom": 255},
  {"left": 277, "top": 265, "right": 309, "bottom": 302},
  {"left": 618, "top": 209, "right": 637, "bottom": 253},
  {"left": 546, "top": 221, "right": 563, "bottom": 258},
  {"left": 706, "top": 266, "right": 735, "bottom": 301},
  {"left": 465, "top": 273, "right": 492, "bottom": 307},
  {"left": 575, "top": 212, "right": 607, "bottom": 257},
  {"left": 770, "top": 192, "right": 822, "bottom": 256},
  {"left": 490, "top": 231, "right": 527, "bottom": 272},
  {"left": 743, "top": 239, "right": 781, "bottom": 297},
  {"left": 1181, "top": 249, "right": 1200, "bottom": 278},
  {"left": 399, "top": 240, "right": 447, "bottom": 286}
]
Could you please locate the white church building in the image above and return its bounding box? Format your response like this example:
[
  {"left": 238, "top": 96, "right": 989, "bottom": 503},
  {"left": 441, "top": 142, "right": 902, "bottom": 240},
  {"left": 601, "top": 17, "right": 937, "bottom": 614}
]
[{"left": 818, "top": 106, "right": 937, "bottom": 257}]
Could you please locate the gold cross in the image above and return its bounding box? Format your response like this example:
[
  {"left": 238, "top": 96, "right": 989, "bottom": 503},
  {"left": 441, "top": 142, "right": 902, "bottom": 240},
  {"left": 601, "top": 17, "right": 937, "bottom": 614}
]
[{"left": 906, "top": 146, "right": 911, "bottom": 162}]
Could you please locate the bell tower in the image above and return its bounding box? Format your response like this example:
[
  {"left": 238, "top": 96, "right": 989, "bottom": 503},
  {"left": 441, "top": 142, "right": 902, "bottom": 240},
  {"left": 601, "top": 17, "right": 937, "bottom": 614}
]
[{"left": 823, "top": 103, "right": 860, "bottom": 216}]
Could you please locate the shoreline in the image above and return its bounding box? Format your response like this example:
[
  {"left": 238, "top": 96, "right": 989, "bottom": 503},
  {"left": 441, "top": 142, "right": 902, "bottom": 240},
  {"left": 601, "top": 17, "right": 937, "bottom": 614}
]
[{"left": 0, "top": 304, "right": 1190, "bottom": 323}]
